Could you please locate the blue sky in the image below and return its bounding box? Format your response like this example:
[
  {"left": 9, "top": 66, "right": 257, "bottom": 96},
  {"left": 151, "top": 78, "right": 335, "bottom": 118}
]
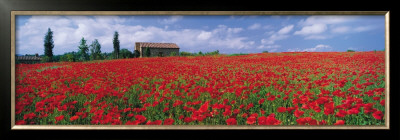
[{"left": 16, "top": 15, "right": 385, "bottom": 55}]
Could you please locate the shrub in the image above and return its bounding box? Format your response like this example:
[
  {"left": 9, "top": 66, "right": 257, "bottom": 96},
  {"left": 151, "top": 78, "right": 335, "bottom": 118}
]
[
  {"left": 170, "top": 51, "right": 177, "bottom": 56},
  {"left": 41, "top": 56, "right": 51, "bottom": 63}
]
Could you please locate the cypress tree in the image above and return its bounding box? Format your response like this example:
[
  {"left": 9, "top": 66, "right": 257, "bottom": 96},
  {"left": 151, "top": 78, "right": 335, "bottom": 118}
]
[{"left": 44, "top": 28, "right": 54, "bottom": 62}]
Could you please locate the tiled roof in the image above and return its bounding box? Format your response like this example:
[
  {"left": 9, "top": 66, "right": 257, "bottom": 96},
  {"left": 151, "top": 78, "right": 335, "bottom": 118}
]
[
  {"left": 136, "top": 42, "right": 179, "bottom": 49},
  {"left": 16, "top": 56, "right": 42, "bottom": 61}
]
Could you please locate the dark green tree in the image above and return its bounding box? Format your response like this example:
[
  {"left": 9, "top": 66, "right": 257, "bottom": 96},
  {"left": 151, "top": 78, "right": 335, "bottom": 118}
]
[
  {"left": 120, "top": 48, "right": 133, "bottom": 58},
  {"left": 145, "top": 47, "right": 151, "bottom": 57},
  {"left": 78, "top": 37, "right": 89, "bottom": 61},
  {"left": 113, "top": 31, "right": 120, "bottom": 59},
  {"left": 90, "top": 39, "right": 102, "bottom": 60},
  {"left": 133, "top": 50, "right": 140, "bottom": 58},
  {"left": 43, "top": 28, "right": 54, "bottom": 62}
]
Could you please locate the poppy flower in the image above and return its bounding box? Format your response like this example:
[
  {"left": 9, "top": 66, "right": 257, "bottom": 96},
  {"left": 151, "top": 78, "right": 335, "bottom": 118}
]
[
  {"left": 163, "top": 118, "right": 174, "bottom": 125},
  {"left": 246, "top": 116, "right": 257, "bottom": 125},
  {"left": 294, "top": 109, "right": 304, "bottom": 118},
  {"left": 372, "top": 111, "right": 384, "bottom": 120},
  {"left": 125, "top": 120, "right": 140, "bottom": 125},
  {"left": 347, "top": 108, "right": 360, "bottom": 115},
  {"left": 258, "top": 98, "right": 265, "bottom": 104},
  {"left": 226, "top": 118, "right": 237, "bottom": 125},
  {"left": 265, "top": 113, "right": 281, "bottom": 125},
  {"left": 277, "top": 107, "right": 286, "bottom": 113},
  {"left": 135, "top": 115, "right": 147, "bottom": 123},
  {"left": 69, "top": 116, "right": 79, "bottom": 121},
  {"left": 334, "top": 120, "right": 345, "bottom": 125},
  {"left": 55, "top": 115, "right": 64, "bottom": 123},
  {"left": 335, "top": 110, "right": 348, "bottom": 118},
  {"left": 184, "top": 117, "right": 193, "bottom": 123},
  {"left": 380, "top": 99, "right": 385, "bottom": 106},
  {"left": 16, "top": 120, "right": 26, "bottom": 125},
  {"left": 23, "top": 112, "right": 36, "bottom": 120},
  {"left": 267, "top": 95, "right": 276, "bottom": 101}
]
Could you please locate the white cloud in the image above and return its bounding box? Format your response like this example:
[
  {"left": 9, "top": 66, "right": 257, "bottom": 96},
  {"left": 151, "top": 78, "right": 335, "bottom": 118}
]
[
  {"left": 16, "top": 16, "right": 258, "bottom": 55},
  {"left": 331, "top": 26, "right": 350, "bottom": 33},
  {"left": 294, "top": 24, "right": 327, "bottom": 35},
  {"left": 294, "top": 16, "right": 379, "bottom": 40},
  {"left": 348, "top": 47, "right": 358, "bottom": 51},
  {"left": 277, "top": 25, "right": 294, "bottom": 34},
  {"left": 160, "top": 16, "right": 183, "bottom": 24},
  {"left": 263, "top": 25, "right": 273, "bottom": 30},
  {"left": 354, "top": 26, "right": 375, "bottom": 32},
  {"left": 257, "top": 45, "right": 280, "bottom": 49},
  {"left": 304, "top": 35, "right": 329, "bottom": 40},
  {"left": 288, "top": 44, "right": 332, "bottom": 52},
  {"left": 298, "top": 16, "right": 357, "bottom": 26},
  {"left": 197, "top": 31, "right": 212, "bottom": 40},
  {"left": 331, "top": 25, "right": 375, "bottom": 34},
  {"left": 248, "top": 23, "right": 261, "bottom": 30},
  {"left": 260, "top": 25, "right": 293, "bottom": 45}
]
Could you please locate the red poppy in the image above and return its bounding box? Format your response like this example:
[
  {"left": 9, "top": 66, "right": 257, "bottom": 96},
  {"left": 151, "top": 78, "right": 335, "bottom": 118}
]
[
  {"left": 199, "top": 101, "right": 210, "bottom": 113},
  {"left": 372, "top": 111, "right": 384, "bottom": 120},
  {"left": 265, "top": 113, "right": 281, "bottom": 125},
  {"left": 380, "top": 99, "right": 385, "bottom": 106},
  {"left": 69, "top": 116, "right": 79, "bottom": 121},
  {"left": 23, "top": 112, "right": 36, "bottom": 120},
  {"left": 277, "top": 107, "right": 286, "bottom": 113},
  {"left": 125, "top": 120, "right": 140, "bottom": 125},
  {"left": 163, "top": 118, "right": 174, "bottom": 125},
  {"left": 135, "top": 115, "right": 147, "bottom": 123},
  {"left": 16, "top": 120, "right": 26, "bottom": 125},
  {"left": 55, "top": 115, "right": 64, "bottom": 123},
  {"left": 335, "top": 110, "right": 348, "bottom": 118},
  {"left": 294, "top": 109, "right": 304, "bottom": 118},
  {"left": 267, "top": 95, "right": 276, "bottom": 101},
  {"left": 184, "top": 117, "right": 193, "bottom": 123},
  {"left": 334, "top": 120, "right": 345, "bottom": 125},
  {"left": 258, "top": 98, "right": 265, "bottom": 104},
  {"left": 324, "top": 102, "right": 335, "bottom": 115},
  {"left": 226, "top": 118, "right": 237, "bottom": 125},
  {"left": 246, "top": 116, "right": 257, "bottom": 125},
  {"left": 347, "top": 108, "right": 360, "bottom": 115}
]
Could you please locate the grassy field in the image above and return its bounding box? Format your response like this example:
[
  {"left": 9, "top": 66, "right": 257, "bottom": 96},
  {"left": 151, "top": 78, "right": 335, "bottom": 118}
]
[{"left": 15, "top": 51, "right": 385, "bottom": 125}]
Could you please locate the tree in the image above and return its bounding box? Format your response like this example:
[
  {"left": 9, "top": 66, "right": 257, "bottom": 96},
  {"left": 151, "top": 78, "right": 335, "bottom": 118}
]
[
  {"left": 113, "top": 31, "right": 120, "bottom": 59},
  {"left": 133, "top": 50, "right": 140, "bottom": 58},
  {"left": 44, "top": 28, "right": 54, "bottom": 62},
  {"left": 170, "top": 51, "right": 177, "bottom": 56},
  {"left": 145, "top": 47, "right": 151, "bottom": 57},
  {"left": 120, "top": 48, "right": 133, "bottom": 58},
  {"left": 90, "top": 39, "right": 102, "bottom": 60},
  {"left": 60, "top": 52, "right": 76, "bottom": 62},
  {"left": 78, "top": 37, "right": 89, "bottom": 61}
]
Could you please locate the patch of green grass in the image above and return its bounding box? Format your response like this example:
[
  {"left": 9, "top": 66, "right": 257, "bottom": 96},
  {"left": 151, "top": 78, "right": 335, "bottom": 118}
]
[
  {"left": 227, "top": 53, "right": 249, "bottom": 56},
  {"left": 36, "top": 66, "right": 62, "bottom": 72}
]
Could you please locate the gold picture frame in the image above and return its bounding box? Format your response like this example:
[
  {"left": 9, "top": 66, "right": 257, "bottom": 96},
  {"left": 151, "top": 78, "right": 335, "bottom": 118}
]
[{"left": 11, "top": 11, "right": 390, "bottom": 130}]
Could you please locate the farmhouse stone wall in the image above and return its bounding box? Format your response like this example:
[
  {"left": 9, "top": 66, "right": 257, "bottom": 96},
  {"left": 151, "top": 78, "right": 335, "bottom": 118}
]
[{"left": 141, "top": 48, "right": 179, "bottom": 57}]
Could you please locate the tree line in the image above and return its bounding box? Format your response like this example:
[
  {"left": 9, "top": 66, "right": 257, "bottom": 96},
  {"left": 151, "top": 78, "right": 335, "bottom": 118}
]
[
  {"left": 41, "top": 28, "right": 139, "bottom": 63},
  {"left": 36, "top": 28, "right": 222, "bottom": 63}
]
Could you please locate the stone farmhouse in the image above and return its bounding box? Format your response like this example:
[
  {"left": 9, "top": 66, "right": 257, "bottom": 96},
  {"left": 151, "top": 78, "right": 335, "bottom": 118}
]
[
  {"left": 135, "top": 42, "right": 180, "bottom": 57},
  {"left": 16, "top": 54, "right": 42, "bottom": 64}
]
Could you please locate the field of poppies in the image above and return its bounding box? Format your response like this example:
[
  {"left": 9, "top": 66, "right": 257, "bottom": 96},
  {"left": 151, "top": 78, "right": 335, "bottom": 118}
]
[{"left": 15, "top": 51, "right": 386, "bottom": 125}]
